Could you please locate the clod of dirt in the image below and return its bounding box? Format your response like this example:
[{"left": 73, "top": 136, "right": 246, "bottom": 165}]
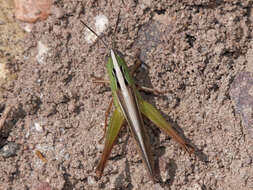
[
  {"left": 0, "top": 142, "right": 19, "bottom": 158},
  {"left": 15, "top": 0, "right": 52, "bottom": 23},
  {"left": 53, "top": 7, "right": 65, "bottom": 19},
  {"left": 230, "top": 71, "right": 253, "bottom": 138}
]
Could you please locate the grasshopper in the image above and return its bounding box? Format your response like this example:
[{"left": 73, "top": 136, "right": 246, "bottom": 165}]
[{"left": 81, "top": 14, "right": 194, "bottom": 182}]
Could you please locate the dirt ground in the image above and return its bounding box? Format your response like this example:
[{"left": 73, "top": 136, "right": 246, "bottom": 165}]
[{"left": 1, "top": 0, "right": 253, "bottom": 189}]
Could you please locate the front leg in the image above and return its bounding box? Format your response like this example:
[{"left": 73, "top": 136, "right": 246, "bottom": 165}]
[{"left": 130, "top": 56, "right": 166, "bottom": 95}]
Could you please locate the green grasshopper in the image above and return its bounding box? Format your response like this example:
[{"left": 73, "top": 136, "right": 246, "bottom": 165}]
[{"left": 81, "top": 15, "right": 194, "bottom": 182}]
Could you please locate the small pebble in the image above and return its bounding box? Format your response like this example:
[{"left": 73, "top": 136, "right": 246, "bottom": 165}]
[
  {"left": 87, "top": 176, "right": 96, "bottom": 185},
  {"left": 23, "top": 145, "right": 28, "bottom": 150},
  {"left": 97, "top": 143, "right": 104, "bottom": 151},
  {"left": 68, "top": 102, "right": 76, "bottom": 112},
  {"left": 0, "top": 142, "right": 19, "bottom": 158},
  {"left": 29, "top": 144, "right": 35, "bottom": 150},
  {"left": 34, "top": 122, "right": 43, "bottom": 132},
  {"left": 64, "top": 152, "right": 70, "bottom": 160},
  {"left": 7, "top": 136, "right": 13, "bottom": 141},
  {"left": 25, "top": 130, "right": 30, "bottom": 138},
  {"left": 141, "top": 63, "right": 148, "bottom": 70},
  {"left": 23, "top": 23, "right": 33, "bottom": 32},
  {"left": 36, "top": 41, "right": 49, "bottom": 64}
]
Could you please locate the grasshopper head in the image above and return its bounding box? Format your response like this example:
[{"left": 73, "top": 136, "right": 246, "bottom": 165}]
[{"left": 106, "top": 49, "right": 134, "bottom": 92}]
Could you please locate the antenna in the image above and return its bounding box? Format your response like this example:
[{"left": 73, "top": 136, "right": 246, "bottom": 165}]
[
  {"left": 80, "top": 20, "right": 108, "bottom": 48},
  {"left": 112, "top": 11, "right": 121, "bottom": 50}
]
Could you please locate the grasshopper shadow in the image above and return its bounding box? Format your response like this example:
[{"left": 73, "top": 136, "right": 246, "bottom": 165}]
[
  {"left": 113, "top": 133, "right": 134, "bottom": 189},
  {"left": 134, "top": 61, "right": 208, "bottom": 183},
  {"left": 155, "top": 158, "right": 177, "bottom": 188}
]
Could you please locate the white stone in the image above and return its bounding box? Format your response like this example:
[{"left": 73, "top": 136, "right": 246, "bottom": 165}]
[
  {"left": 95, "top": 15, "right": 109, "bottom": 35},
  {"left": 84, "top": 15, "right": 109, "bottom": 44},
  {"left": 36, "top": 41, "right": 49, "bottom": 64},
  {"left": 34, "top": 122, "right": 43, "bottom": 132},
  {"left": 23, "top": 23, "right": 33, "bottom": 32},
  {"left": 87, "top": 176, "right": 96, "bottom": 185}
]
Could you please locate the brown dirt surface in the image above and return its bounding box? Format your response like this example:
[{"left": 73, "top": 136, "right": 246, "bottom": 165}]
[{"left": 1, "top": 0, "right": 253, "bottom": 189}]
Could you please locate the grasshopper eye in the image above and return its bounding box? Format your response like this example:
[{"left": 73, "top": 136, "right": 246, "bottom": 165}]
[
  {"left": 105, "top": 55, "right": 110, "bottom": 63},
  {"left": 120, "top": 65, "right": 125, "bottom": 74}
]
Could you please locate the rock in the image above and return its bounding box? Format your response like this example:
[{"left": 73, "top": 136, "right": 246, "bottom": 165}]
[
  {"left": 230, "top": 71, "right": 253, "bottom": 138},
  {"left": 0, "top": 142, "right": 19, "bottom": 158},
  {"left": 14, "top": 0, "right": 52, "bottom": 23}
]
